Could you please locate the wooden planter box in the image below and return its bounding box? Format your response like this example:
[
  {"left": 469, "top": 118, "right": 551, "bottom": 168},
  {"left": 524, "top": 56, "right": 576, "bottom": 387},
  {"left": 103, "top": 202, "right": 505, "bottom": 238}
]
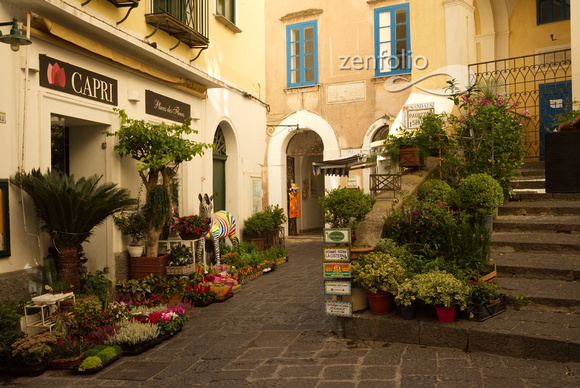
[
  {"left": 399, "top": 148, "right": 424, "bottom": 169},
  {"left": 130, "top": 254, "right": 170, "bottom": 279}
]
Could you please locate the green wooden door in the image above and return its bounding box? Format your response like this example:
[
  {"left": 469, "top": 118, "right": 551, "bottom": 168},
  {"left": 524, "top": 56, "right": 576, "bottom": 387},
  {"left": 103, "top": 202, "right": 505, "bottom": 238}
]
[{"left": 213, "top": 155, "right": 226, "bottom": 212}]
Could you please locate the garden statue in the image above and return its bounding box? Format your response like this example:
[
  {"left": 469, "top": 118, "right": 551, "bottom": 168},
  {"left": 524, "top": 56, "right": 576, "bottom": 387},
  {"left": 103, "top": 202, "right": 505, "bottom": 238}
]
[{"left": 198, "top": 193, "right": 239, "bottom": 265}]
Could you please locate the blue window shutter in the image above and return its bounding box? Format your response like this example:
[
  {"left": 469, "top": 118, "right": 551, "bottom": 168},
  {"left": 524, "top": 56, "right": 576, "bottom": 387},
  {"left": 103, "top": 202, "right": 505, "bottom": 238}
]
[
  {"left": 286, "top": 21, "right": 318, "bottom": 88},
  {"left": 374, "top": 3, "right": 411, "bottom": 77}
]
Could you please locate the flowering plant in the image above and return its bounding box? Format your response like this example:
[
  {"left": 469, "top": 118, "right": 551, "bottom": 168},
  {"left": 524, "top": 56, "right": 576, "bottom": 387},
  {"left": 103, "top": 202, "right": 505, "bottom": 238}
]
[
  {"left": 351, "top": 252, "right": 406, "bottom": 294},
  {"left": 414, "top": 271, "right": 470, "bottom": 310},
  {"left": 108, "top": 301, "right": 132, "bottom": 322},
  {"left": 11, "top": 332, "right": 57, "bottom": 364},
  {"left": 394, "top": 277, "right": 419, "bottom": 307},
  {"left": 170, "top": 215, "right": 210, "bottom": 237},
  {"left": 469, "top": 279, "right": 501, "bottom": 304},
  {"left": 182, "top": 283, "right": 216, "bottom": 305},
  {"left": 52, "top": 332, "right": 91, "bottom": 360},
  {"left": 132, "top": 306, "right": 187, "bottom": 336}
]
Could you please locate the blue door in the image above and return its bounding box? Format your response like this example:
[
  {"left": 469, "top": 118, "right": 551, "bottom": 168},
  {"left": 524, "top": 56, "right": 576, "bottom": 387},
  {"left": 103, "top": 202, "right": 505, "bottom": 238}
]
[{"left": 539, "top": 80, "right": 572, "bottom": 160}]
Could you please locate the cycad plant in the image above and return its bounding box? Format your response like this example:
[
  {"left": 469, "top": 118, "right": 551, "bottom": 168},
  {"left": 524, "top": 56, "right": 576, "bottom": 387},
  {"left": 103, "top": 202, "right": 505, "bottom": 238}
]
[{"left": 10, "top": 169, "right": 135, "bottom": 290}]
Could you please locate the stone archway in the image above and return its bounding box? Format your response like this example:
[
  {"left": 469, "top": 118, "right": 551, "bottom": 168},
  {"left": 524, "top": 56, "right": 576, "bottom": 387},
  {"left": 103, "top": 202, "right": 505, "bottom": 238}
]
[{"left": 267, "top": 110, "right": 340, "bottom": 234}]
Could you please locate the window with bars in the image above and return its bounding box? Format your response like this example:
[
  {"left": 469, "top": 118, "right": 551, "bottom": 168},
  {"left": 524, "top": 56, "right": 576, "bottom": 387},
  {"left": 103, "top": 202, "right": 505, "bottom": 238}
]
[
  {"left": 286, "top": 21, "right": 318, "bottom": 88},
  {"left": 537, "top": 0, "right": 570, "bottom": 24},
  {"left": 374, "top": 3, "right": 411, "bottom": 77}
]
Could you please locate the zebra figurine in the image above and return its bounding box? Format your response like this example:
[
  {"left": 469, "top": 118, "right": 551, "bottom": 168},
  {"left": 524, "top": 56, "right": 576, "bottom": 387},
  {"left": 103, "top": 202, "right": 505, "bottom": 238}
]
[{"left": 197, "top": 193, "right": 239, "bottom": 265}]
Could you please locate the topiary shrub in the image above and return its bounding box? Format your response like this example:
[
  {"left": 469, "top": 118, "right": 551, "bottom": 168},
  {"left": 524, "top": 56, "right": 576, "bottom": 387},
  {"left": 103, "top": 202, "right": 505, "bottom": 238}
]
[
  {"left": 417, "top": 179, "right": 456, "bottom": 206},
  {"left": 457, "top": 173, "right": 504, "bottom": 216}
]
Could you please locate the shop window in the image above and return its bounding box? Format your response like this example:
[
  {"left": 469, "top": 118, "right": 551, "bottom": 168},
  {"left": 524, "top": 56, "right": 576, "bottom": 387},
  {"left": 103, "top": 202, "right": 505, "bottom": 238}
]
[
  {"left": 286, "top": 20, "right": 319, "bottom": 88},
  {"left": 0, "top": 180, "right": 11, "bottom": 258},
  {"left": 537, "top": 0, "right": 570, "bottom": 25},
  {"left": 374, "top": 3, "right": 411, "bottom": 77}
]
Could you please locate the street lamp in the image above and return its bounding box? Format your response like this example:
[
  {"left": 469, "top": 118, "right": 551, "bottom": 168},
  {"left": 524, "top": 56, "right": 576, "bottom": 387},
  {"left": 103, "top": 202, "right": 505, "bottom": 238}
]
[{"left": 0, "top": 17, "right": 32, "bottom": 52}]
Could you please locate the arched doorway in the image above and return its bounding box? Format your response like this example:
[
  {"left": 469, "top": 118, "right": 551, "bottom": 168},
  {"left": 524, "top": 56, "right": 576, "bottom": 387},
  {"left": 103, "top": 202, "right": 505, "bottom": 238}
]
[
  {"left": 213, "top": 125, "right": 227, "bottom": 212},
  {"left": 286, "top": 130, "right": 325, "bottom": 235}
]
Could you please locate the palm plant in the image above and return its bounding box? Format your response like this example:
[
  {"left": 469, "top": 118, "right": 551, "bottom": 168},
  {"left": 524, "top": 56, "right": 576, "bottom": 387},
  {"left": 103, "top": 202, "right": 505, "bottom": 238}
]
[{"left": 10, "top": 169, "right": 135, "bottom": 290}]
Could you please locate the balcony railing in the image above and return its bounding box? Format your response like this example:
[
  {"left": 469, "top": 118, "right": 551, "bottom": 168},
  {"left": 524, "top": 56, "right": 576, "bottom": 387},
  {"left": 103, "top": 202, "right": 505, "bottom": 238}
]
[{"left": 146, "top": 0, "right": 209, "bottom": 49}]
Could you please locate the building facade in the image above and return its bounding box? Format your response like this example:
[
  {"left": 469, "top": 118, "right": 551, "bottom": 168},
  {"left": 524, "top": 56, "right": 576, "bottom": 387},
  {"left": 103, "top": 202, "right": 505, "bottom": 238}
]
[
  {"left": 265, "top": 0, "right": 576, "bottom": 234},
  {"left": 0, "top": 0, "right": 266, "bottom": 299}
]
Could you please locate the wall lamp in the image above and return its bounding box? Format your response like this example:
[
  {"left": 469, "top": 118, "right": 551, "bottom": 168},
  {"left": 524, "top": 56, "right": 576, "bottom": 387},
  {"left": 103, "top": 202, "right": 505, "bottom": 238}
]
[{"left": 0, "top": 17, "right": 32, "bottom": 52}]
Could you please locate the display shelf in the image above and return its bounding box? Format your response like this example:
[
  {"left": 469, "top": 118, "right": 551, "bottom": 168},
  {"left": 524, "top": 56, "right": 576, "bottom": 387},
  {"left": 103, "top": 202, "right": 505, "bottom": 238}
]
[{"left": 24, "top": 293, "right": 75, "bottom": 335}]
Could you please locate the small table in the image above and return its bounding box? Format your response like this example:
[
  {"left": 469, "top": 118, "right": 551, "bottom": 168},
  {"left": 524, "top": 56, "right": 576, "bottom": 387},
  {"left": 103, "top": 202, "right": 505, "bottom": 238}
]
[{"left": 24, "top": 292, "right": 75, "bottom": 334}]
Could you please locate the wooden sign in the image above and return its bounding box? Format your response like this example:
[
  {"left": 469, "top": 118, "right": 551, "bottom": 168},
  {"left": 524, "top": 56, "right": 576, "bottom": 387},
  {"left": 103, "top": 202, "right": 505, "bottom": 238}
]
[
  {"left": 324, "top": 301, "right": 352, "bottom": 317},
  {"left": 323, "top": 228, "right": 351, "bottom": 244},
  {"left": 324, "top": 280, "right": 352, "bottom": 296},
  {"left": 323, "top": 262, "right": 351, "bottom": 278},
  {"left": 324, "top": 248, "right": 350, "bottom": 262}
]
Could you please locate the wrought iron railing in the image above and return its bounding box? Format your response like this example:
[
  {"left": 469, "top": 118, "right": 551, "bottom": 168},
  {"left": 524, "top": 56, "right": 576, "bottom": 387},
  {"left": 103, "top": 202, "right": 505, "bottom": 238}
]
[
  {"left": 469, "top": 49, "right": 572, "bottom": 160},
  {"left": 149, "top": 0, "right": 209, "bottom": 43}
]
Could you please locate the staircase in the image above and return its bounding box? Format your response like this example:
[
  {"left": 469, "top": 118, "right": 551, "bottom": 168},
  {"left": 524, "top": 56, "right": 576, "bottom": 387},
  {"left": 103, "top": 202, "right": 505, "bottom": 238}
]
[{"left": 491, "top": 161, "right": 580, "bottom": 313}]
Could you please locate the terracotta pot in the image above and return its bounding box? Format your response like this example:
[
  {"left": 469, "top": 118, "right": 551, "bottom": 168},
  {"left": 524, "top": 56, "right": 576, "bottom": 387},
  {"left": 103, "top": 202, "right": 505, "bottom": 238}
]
[
  {"left": 246, "top": 237, "right": 265, "bottom": 251},
  {"left": 399, "top": 148, "right": 423, "bottom": 167},
  {"left": 350, "top": 246, "right": 375, "bottom": 261},
  {"left": 435, "top": 306, "right": 456, "bottom": 322},
  {"left": 365, "top": 290, "right": 393, "bottom": 315}
]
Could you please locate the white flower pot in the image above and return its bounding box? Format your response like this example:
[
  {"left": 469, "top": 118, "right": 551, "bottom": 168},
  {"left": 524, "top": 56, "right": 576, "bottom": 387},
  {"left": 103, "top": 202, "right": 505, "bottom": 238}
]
[{"left": 127, "top": 245, "right": 145, "bottom": 258}]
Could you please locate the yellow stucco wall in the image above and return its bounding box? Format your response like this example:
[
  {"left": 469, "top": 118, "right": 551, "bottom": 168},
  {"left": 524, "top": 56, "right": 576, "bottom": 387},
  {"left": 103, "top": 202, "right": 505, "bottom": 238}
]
[{"left": 78, "top": 0, "right": 265, "bottom": 97}]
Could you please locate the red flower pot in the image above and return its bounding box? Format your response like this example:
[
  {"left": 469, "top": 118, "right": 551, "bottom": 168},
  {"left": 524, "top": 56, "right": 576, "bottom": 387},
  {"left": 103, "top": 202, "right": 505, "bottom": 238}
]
[
  {"left": 365, "top": 291, "right": 393, "bottom": 315},
  {"left": 435, "top": 306, "right": 456, "bottom": 322}
]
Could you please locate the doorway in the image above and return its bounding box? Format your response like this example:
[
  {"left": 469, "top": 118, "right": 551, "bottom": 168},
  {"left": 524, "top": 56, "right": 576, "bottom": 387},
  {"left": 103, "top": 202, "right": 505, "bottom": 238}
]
[{"left": 539, "top": 80, "right": 572, "bottom": 160}]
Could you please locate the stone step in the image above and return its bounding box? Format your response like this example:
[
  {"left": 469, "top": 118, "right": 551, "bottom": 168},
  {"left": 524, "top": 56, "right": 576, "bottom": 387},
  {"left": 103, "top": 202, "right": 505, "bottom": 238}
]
[
  {"left": 510, "top": 179, "right": 546, "bottom": 190},
  {"left": 490, "top": 251, "right": 580, "bottom": 280},
  {"left": 499, "top": 200, "right": 580, "bottom": 216},
  {"left": 491, "top": 232, "right": 580, "bottom": 252},
  {"left": 344, "top": 307, "right": 580, "bottom": 362},
  {"left": 493, "top": 215, "right": 580, "bottom": 233},
  {"left": 496, "top": 277, "right": 580, "bottom": 310},
  {"left": 516, "top": 169, "right": 545, "bottom": 178},
  {"left": 521, "top": 160, "right": 545, "bottom": 170}
]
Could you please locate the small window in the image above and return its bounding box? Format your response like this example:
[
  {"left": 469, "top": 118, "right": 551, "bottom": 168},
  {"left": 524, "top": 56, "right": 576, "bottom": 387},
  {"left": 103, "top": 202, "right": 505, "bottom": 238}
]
[
  {"left": 537, "top": 0, "right": 570, "bottom": 25},
  {"left": 216, "top": 0, "right": 235, "bottom": 24},
  {"left": 374, "top": 3, "right": 411, "bottom": 77},
  {"left": 286, "top": 21, "right": 319, "bottom": 88},
  {"left": 0, "top": 180, "right": 11, "bottom": 258}
]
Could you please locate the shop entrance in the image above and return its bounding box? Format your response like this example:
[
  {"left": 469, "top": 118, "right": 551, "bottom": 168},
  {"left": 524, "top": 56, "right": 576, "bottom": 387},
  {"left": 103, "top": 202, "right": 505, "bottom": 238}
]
[{"left": 50, "top": 114, "right": 109, "bottom": 274}]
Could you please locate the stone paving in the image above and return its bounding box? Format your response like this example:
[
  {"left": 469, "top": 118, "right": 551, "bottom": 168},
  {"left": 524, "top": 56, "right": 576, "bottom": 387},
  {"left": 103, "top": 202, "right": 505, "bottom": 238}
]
[{"left": 2, "top": 237, "right": 580, "bottom": 387}]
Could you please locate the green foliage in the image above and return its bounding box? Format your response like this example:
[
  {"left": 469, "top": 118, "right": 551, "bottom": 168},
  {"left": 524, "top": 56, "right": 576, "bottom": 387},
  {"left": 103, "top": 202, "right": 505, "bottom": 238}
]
[
  {"left": 469, "top": 279, "right": 501, "bottom": 304},
  {"left": 0, "top": 301, "right": 25, "bottom": 358},
  {"left": 79, "top": 356, "right": 103, "bottom": 371},
  {"left": 552, "top": 100, "right": 580, "bottom": 131},
  {"left": 351, "top": 252, "right": 406, "bottom": 294},
  {"left": 70, "top": 298, "right": 114, "bottom": 337},
  {"left": 394, "top": 277, "right": 419, "bottom": 307},
  {"left": 457, "top": 173, "right": 504, "bottom": 216},
  {"left": 145, "top": 185, "right": 172, "bottom": 231},
  {"left": 243, "top": 211, "right": 275, "bottom": 238},
  {"left": 414, "top": 271, "right": 470, "bottom": 310},
  {"left": 265, "top": 204, "right": 287, "bottom": 227},
  {"left": 115, "top": 278, "right": 153, "bottom": 297},
  {"left": 96, "top": 347, "right": 117, "bottom": 363},
  {"left": 9, "top": 169, "right": 135, "bottom": 252},
  {"left": 104, "top": 321, "right": 160, "bottom": 347},
  {"left": 417, "top": 179, "right": 457, "bottom": 205},
  {"left": 80, "top": 270, "right": 112, "bottom": 304},
  {"left": 169, "top": 244, "right": 194, "bottom": 266},
  {"left": 318, "top": 187, "right": 376, "bottom": 232},
  {"left": 444, "top": 91, "right": 527, "bottom": 189},
  {"left": 383, "top": 198, "right": 490, "bottom": 279},
  {"left": 113, "top": 207, "right": 147, "bottom": 246}
]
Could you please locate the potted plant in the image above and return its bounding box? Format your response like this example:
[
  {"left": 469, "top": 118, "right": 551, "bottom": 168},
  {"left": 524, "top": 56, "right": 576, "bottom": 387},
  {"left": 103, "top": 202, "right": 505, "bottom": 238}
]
[
  {"left": 463, "top": 279, "right": 506, "bottom": 321},
  {"left": 11, "top": 332, "right": 58, "bottom": 375},
  {"left": 264, "top": 204, "right": 287, "bottom": 248},
  {"left": 105, "top": 109, "right": 212, "bottom": 258},
  {"left": 394, "top": 277, "right": 420, "bottom": 320},
  {"left": 103, "top": 320, "right": 161, "bottom": 355},
  {"left": 166, "top": 244, "right": 196, "bottom": 276},
  {"left": 171, "top": 215, "right": 211, "bottom": 240},
  {"left": 113, "top": 205, "right": 147, "bottom": 257},
  {"left": 351, "top": 252, "right": 406, "bottom": 315},
  {"left": 75, "top": 344, "right": 123, "bottom": 373},
  {"left": 0, "top": 300, "right": 25, "bottom": 372},
  {"left": 383, "top": 127, "right": 429, "bottom": 168},
  {"left": 10, "top": 169, "right": 135, "bottom": 291},
  {"left": 50, "top": 332, "right": 91, "bottom": 370},
  {"left": 318, "top": 187, "right": 376, "bottom": 249},
  {"left": 182, "top": 282, "right": 216, "bottom": 307},
  {"left": 243, "top": 211, "right": 275, "bottom": 251},
  {"left": 457, "top": 173, "right": 504, "bottom": 230},
  {"left": 414, "top": 271, "right": 470, "bottom": 322}
]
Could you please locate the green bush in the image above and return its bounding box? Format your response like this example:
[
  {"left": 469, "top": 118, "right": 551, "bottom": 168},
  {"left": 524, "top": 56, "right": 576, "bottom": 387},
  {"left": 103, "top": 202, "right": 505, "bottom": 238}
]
[
  {"left": 264, "top": 204, "right": 287, "bottom": 227},
  {"left": 79, "top": 356, "right": 103, "bottom": 371},
  {"left": 319, "top": 187, "right": 376, "bottom": 234},
  {"left": 457, "top": 173, "right": 504, "bottom": 216},
  {"left": 80, "top": 270, "right": 112, "bottom": 304},
  {"left": 243, "top": 211, "right": 275, "bottom": 238},
  {"left": 417, "top": 179, "right": 456, "bottom": 205},
  {"left": 351, "top": 252, "right": 406, "bottom": 294},
  {"left": 96, "top": 347, "right": 117, "bottom": 363}
]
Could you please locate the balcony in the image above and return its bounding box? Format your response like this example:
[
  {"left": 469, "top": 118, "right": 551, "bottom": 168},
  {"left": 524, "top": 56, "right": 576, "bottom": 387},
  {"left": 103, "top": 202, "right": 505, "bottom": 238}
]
[{"left": 146, "top": 0, "right": 209, "bottom": 49}]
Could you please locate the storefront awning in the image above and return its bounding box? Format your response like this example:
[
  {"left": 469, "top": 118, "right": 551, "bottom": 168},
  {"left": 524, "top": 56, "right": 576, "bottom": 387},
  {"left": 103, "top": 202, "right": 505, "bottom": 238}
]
[{"left": 312, "top": 152, "right": 374, "bottom": 177}]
